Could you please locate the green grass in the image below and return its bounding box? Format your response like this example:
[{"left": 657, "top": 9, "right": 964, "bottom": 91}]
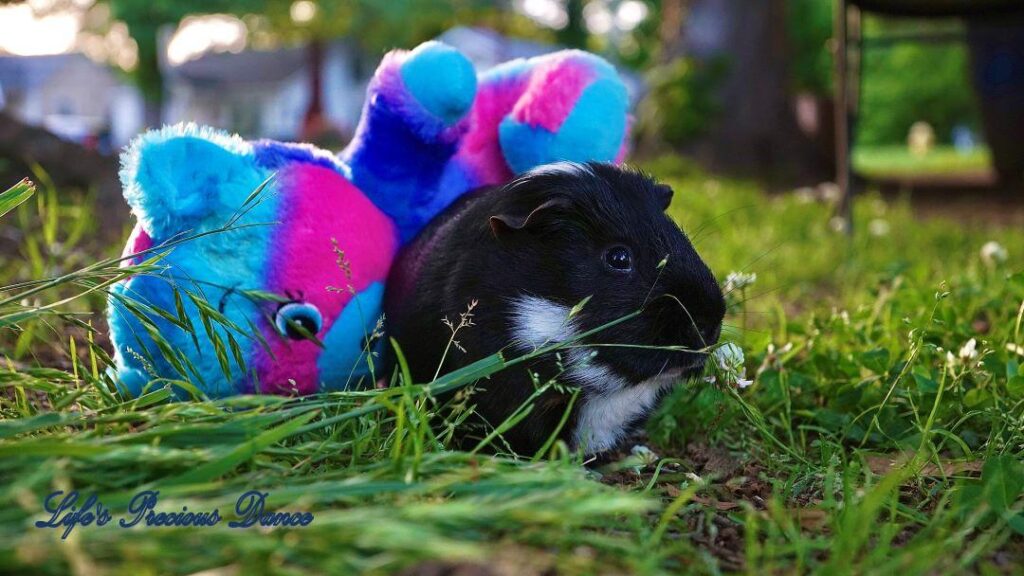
[
  {"left": 1, "top": 158, "right": 1022, "bottom": 575},
  {"left": 853, "top": 145, "right": 992, "bottom": 178}
]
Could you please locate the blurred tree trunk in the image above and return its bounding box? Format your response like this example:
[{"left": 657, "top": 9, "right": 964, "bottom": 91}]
[
  {"left": 301, "top": 40, "right": 327, "bottom": 141},
  {"left": 684, "top": 0, "right": 831, "bottom": 183},
  {"left": 658, "top": 0, "right": 690, "bottom": 63},
  {"left": 133, "top": 23, "right": 164, "bottom": 128},
  {"left": 556, "top": 0, "right": 588, "bottom": 49}
]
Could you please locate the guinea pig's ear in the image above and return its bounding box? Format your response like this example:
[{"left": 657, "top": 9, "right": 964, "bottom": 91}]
[
  {"left": 489, "top": 197, "right": 570, "bottom": 238},
  {"left": 654, "top": 183, "right": 674, "bottom": 211}
]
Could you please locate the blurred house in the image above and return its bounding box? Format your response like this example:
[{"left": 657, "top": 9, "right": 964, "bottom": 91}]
[
  {"left": 0, "top": 26, "right": 642, "bottom": 151},
  {"left": 438, "top": 26, "right": 553, "bottom": 69},
  {"left": 0, "top": 52, "right": 144, "bottom": 151},
  {"left": 162, "top": 41, "right": 367, "bottom": 141}
]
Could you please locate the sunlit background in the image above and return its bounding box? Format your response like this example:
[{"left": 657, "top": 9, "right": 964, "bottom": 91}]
[{"left": 0, "top": 0, "right": 1022, "bottom": 206}]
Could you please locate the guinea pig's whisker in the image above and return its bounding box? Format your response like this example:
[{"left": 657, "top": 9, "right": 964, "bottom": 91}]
[
  {"left": 562, "top": 343, "right": 709, "bottom": 353},
  {"left": 720, "top": 323, "right": 772, "bottom": 337},
  {"left": 688, "top": 203, "right": 760, "bottom": 245},
  {"left": 652, "top": 292, "right": 708, "bottom": 349},
  {"left": 721, "top": 243, "right": 785, "bottom": 299}
]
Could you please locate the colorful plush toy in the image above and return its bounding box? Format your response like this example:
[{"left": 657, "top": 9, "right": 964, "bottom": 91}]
[{"left": 108, "top": 41, "right": 630, "bottom": 398}]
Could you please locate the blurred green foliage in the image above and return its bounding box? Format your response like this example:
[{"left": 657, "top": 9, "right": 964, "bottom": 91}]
[
  {"left": 635, "top": 56, "right": 728, "bottom": 148},
  {"left": 786, "top": 0, "right": 834, "bottom": 95},
  {"left": 784, "top": 5, "right": 982, "bottom": 146},
  {"left": 857, "top": 38, "right": 981, "bottom": 146}
]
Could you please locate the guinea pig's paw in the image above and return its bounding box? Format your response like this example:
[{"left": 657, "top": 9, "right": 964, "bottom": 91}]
[
  {"left": 400, "top": 41, "right": 477, "bottom": 125},
  {"left": 499, "top": 74, "right": 628, "bottom": 174}
]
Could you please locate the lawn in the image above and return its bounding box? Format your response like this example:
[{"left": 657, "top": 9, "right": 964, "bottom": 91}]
[
  {"left": 853, "top": 145, "right": 993, "bottom": 178},
  {"left": 0, "top": 156, "right": 1022, "bottom": 575}
]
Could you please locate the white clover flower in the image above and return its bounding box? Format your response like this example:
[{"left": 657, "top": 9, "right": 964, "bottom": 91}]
[
  {"left": 829, "top": 216, "right": 848, "bottom": 233},
  {"left": 959, "top": 338, "right": 978, "bottom": 362},
  {"left": 980, "top": 241, "right": 1008, "bottom": 267},
  {"left": 868, "top": 218, "right": 891, "bottom": 237},
  {"left": 1007, "top": 343, "right": 1024, "bottom": 357},
  {"left": 630, "top": 444, "right": 659, "bottom": 466},
  {"left": 724, "top": 272, "right": 757, "bottom": 293},
  {"left": 794, "top": 187, "right": 816, "bottom": 204},
  {"left": 709, "top": 342, "right": 753, "bottom": 388},
  {"left": 946, "top": 338, "right": 982, "bottom": 370},
  {"left": 819, "top": 182, "right": 841, "bottom": 202}
]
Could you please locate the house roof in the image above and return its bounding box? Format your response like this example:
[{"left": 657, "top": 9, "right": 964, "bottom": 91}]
[
  {"left": 165, "top": 45, "right": 309, "bottom": 86},
  {"left": 437, "top": 26, "right": 553, "bottom": 66},
  {"left": 0, "top": 53, "right": 87, "bottom": 93}
]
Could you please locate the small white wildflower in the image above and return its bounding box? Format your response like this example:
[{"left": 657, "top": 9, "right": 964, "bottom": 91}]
[
  {"left": 829, "top": 216, "right": 849, "bottom": 233},
  {"left": 724, "top": 272, "right": 757, "bottom": 293},
  {"left": 980, "top": 241, "right": 1008, "bottom": 267},
  {"left": 818, "top": 182, "right": 841, "bottom": 202},
  {"left": 630, "top": 444, "right": 659, "bottom": 466},
  {"left": 959, "top": 338, "right": 978, "bottom": 362},
  {"left": 868, "top": 218, "right": 891, "bottom": 237},
  {"left": 794, "top": 187, "right": 816, "bottom": 204},
  {"left": 685, "top": 472, "right": 703, "bottom": 483},
  {"left": 1007, "top": 343, "right": 1024, "bottom": 357},
  {"left": 709, "top": 342, "right": 753, "bottom": 388}
]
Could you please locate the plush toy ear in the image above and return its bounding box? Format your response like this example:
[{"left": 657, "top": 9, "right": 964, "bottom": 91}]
[
  {"left": 489, "top": 197, "right": 571, "bottom": 238},
  {"left": 120, "top": 124, "right": 258, "bottom": 238}
]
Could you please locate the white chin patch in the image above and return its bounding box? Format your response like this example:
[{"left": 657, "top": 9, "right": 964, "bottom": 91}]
[{"left": 508, "top": 295, "right": 682, "bottom": 456}]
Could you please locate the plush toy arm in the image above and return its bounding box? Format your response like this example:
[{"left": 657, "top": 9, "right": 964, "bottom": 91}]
[
  {"left": 451, "top": 50, "right": 631, "bottom": 188},
  {"left": 340, "top": 41, "right": 477, "bottom": 243}
]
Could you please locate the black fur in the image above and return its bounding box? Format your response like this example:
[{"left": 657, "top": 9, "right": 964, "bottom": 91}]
[{"left": 384, "top": 163, "right": 725, "bottom": 455}]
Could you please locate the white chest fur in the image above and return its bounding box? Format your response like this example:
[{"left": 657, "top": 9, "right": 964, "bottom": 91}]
[{"left": 508, "top": 295, "right": 678, "bottom": 454}]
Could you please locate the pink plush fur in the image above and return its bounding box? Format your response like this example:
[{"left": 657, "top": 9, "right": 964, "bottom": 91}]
[
  {"left": 457, "top": 73, "right": 531, "bottom": 185},
  {"left": 509, "top": 54, "right": 596, "bottom": 133},
  {"left": 613, "top": 116, "right": 634, "bottom": 164},
  {"left": 255, "top": 164, "right": 397, "bottom": 394},
  {"left": 120, "top": 224, "right": 152, "bottom": 268}
]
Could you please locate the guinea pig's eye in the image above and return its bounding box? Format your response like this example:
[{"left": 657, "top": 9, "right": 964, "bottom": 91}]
[
  {"left": 275, "top": 302, "right": 323, "bottom": 340},
  {"left": 603, "top": 245, "right": 633, "bottom": 272}
]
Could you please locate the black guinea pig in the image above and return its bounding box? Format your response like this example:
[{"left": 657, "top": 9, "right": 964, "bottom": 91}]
[{"left": 384, "top": 162, "right": 725, "bottom": 456}]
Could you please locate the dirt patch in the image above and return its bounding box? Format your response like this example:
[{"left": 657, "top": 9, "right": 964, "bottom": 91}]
[{"left": 596, "top": 436, "right": 776, "bottom": 571}]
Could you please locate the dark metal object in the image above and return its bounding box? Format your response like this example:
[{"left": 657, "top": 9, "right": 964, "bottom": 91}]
[
  {"left": 834, "top": 0, "right": 1024, "bottom": 231},
  {"left": 850, "top": 0, "right": 1023, "bottom": 18}
]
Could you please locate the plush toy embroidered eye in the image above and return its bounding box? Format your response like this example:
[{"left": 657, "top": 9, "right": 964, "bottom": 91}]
[{"left": 275, "top": 302, "right": 323, "bottom": 340}]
